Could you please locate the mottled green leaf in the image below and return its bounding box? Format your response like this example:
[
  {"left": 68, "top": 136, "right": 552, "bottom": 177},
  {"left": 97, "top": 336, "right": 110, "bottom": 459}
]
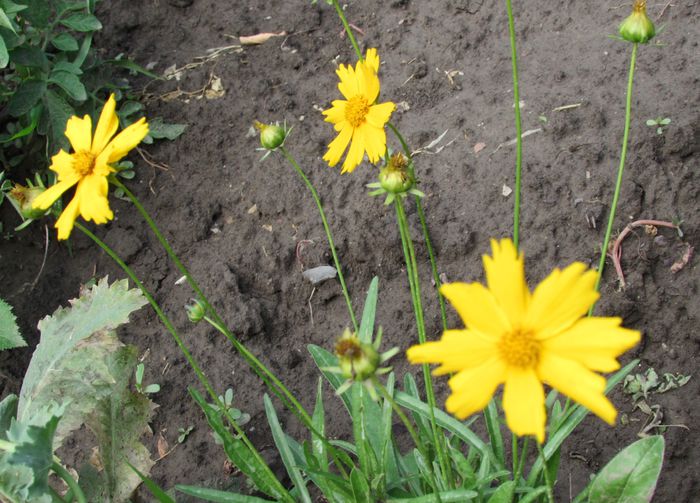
[
  {"left": 9, "top": 46, "right": 48, "bottom": 70},
  {"left": 48, "top": 70, "right": 86, "bottom": 101},
  {"left": 50, "top": 32, "right": 79, "bottom": 51},
  {"left": 588, "top": 436, "right": 664, "bottom": 503},
  {"left": 19, "top": 0, "right": 49, "bottom": 28},
  {"left": 43, "top": 89, "right": 73, "bottom": 151},
  {"left": 0, "top": 35, "right": 8, "bottom": 68},
  {"left": 0, "top": 298, "right": 25, "bottom": 350},
  {"left": 6, "top": 79, "right": 46, "bottom": 118},
  {"left": 60, "top": 12, "right": 102, "bottom": 32}
]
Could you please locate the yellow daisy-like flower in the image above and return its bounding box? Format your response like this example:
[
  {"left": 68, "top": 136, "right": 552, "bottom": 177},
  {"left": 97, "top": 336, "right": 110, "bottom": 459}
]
[
  {"left": 407, "top": 239, "right": 640, "bottom": 443},
  {"left": 322, "top": 48, "right": 395, "bottom": 174},
  {"left": 32, "top": 95, "right": 149, "bottom": 240}
]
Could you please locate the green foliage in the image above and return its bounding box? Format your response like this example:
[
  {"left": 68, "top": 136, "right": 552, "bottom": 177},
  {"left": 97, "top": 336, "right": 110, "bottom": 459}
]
[
  {"left": 0, "top": 297, "right": 26, "bottom": 350},
  {"left": 645, "top": 117, "right": 671, "bottom": 135},
  {"left": 586, "top": 436, "right": 665, "bottom": 502}
]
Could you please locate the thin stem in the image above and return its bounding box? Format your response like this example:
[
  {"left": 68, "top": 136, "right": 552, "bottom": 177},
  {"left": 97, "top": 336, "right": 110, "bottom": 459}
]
[
  {"left": 388, "top": 122, "right": 448, "bottom": 330},
  {"left": 513, "top": 436, "right": 530, "bottom": 485},
  {"left": 537, "top": 441, "right": 555, "bottom": 503},
  {"left": 51, "top": 460, "right": 87, "bottom": 503},
  {"left": 590, "top": 43, "right": 638, "bottom": 314},
  {"left": 331, "top": 0, "right": 363, "bottom": 61},
  {"left": 395, "top": 199, "right": 454, "bottom": 489},
  {"left": 374, "top": 380, "right": 442, "bottom": 502},
  {"left": 505, "top": 0, "right": 524, "bottom": 250},
  {"left": 76, "top": 224, "right": 294, "bottom": 502},
  {"left": 279, "top": 146, "right": 358, "bottom": 332}
]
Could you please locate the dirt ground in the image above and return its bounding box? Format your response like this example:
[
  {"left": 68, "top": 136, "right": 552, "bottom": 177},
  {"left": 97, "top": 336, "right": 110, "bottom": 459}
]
[{"left": 1, "top": 0, "right": 698, "bottom": 500}]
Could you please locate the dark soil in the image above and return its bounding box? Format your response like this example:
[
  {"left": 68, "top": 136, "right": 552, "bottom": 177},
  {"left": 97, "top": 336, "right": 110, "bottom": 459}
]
[{"left": 2, "top": 0, "right": 698, "bottom": 500}]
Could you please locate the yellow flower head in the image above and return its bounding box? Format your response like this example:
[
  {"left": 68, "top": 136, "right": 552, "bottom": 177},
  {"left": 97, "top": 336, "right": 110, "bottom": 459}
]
[
  {"left": 322, "top": 48, "right": 396, "bottom": 174},
  {"left": 32, "top": 95, "right": 149, "bottom": 240},
  {"left": 407, "top": 239, "right": 640, "bottom": 443}
]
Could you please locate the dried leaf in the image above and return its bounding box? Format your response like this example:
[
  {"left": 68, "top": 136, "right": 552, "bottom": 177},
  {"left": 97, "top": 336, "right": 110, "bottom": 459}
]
[
  {"left": 156, "top": 433, "right": 169, "bottom": 458},
  {"left": 239, "top": 31, "right": 286, "bottom": 45}
]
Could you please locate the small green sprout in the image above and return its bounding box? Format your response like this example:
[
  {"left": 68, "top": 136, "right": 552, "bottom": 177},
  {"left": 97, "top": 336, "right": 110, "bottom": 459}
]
[
  {"left": 214, "top": 388, "right": 251, "bottom": 426},
  {"left": 177, "top": 426, "right": 194, "bottom": 444},
  {"left": 646, "top": 117, "right": 671, "bottom": 135},
  {"left": 135, "top": 363, "right": 161, "bottom": 395}
]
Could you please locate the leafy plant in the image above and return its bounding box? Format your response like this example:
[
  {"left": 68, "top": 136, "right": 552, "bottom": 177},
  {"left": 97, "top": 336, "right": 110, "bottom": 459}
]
[
  {"left": 135, "top": 363, "right": 161, "bottom": 395},
  {"left": 177, "top": 426, "right": 194, "bottom": 444},
  {"left": 0, "top": 297, "right": 26, "bottom": 350},
  {"left": 645, "top": 116, "right": 671, "bottom": 135}
]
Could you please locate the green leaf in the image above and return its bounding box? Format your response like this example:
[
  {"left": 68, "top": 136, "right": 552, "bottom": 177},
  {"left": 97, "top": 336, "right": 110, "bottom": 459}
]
[
  {"left": 358, "top": 277, "right": 378, "bottom": 344},
  {"left": 20, "top": 0, "right": 49, "bottom": 28},
  {"left": 0, "top": 35, "right": 7, "bottom": 68},
  {"left": 147, "top": 117, "right": 187, "bottom": 141},
  {"left": 0, "top": 8, "right": 16, "bottom": 34},
  {"left": 311, "top": 378, "right": 328, "bottom": 471},
  {"left": 0, "top": 1, "right": 27, "bottom": 17},
  {"left": 51, "top": 60, "right": 83, "bottom": 75},
  {"left": 587, "top": 436, "right": 664, "bottom": 503},
  {"left": 50, "top": 32, "right": 79, "bottom": 51},
  {"left": 486, "top": 481, "right": 515, "bottom": 503},
  {"left": 128, "top": 462, "right": 176, "bottom": 503},
  {"left": 17, "top": 278, "right": 147, "bottom": 441},
  {"left": 0, "top": 298, "right": 26, "bottom": 350},
  {"left": 0, "top": 462, "right": 37, "bottom": 503},
  {"left": 43, "top": 89, "right": 74, "bottom": 151},
  {"left": 176, "top": 485, "right": 275, "bottom": 502},
  {"left": 60, "top": 12, "right": 102, "bottom": 32},
  {"left": 263, "top": 394, "right": 312, "bottom": 503},
  {"left": 308, "top": 344, "right": 351, "bottom": 413},
  {"left": 6, "top": 79, "right": 46, "bottom": 118},
  {"left": 0, "top": 395, "right": 18, "bottom": 436},
  {"left": 48, "top": 71, "right": 87, "bottom": 101},
  {"left": 9, "top": 46, "right": 48, "bottom": 70},
  {"left": 350, "top": 467, "right": 371, "bottom": 503},
  {"left": 484, "top": 399, "right": 504, "bottom": 468},
  {"left": 387, "top": 488, "right": 479, "bottom": 502}
]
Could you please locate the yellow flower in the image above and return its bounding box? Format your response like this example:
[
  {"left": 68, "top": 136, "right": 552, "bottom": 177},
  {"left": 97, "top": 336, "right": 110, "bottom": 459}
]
[
  {"left": 322, "top": 48, "right": 395, "bottom": 174},
  {"left": 32, "top": 95, "right": 149, "bottom": 240},
  {"left": 407, "top": 239, "right": 640, "bottom": 443}
]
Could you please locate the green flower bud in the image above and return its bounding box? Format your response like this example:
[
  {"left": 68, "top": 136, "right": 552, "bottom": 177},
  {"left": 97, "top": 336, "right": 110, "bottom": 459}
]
[
  {"left": 335, "top": 329, "right": 380, "bottom": 382},
  {"left": 378, "top": 153, "right": 413, "bottom": 194},
  {"left": 254, "top": 121, "right": 287, "bottom": 150},
  {"left": 7, "top": 184, "right": 46, "bottom": 220},
  {"left": 186, "top": 299, "right": 206, "bottom": 323},
  {"left": 619, "top": 0, "right": 656, "bottom": 44}
]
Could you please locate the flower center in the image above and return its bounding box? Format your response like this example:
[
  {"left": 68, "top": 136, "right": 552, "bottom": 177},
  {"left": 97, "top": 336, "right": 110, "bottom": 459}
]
[
  {"left": 498, "top": 329, "right": 540, "bottom": 369},
  {"left": 633, "top": 0, "right": 646, "bottom": 13},
  {"left": 73, "top": 150, "right": 96, "bottom": 177},
  {"left": 345, "top": 96, "right": 370, "bottom": 128}
]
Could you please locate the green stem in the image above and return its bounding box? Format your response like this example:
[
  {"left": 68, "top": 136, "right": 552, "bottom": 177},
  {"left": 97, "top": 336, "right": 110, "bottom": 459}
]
[
  {"left": 76, "top": 223, "right": 294, "bottom": 502},
  {"left": 279, "top": 146, "right": 358, "bottom": 332},
  {"left": 394, "top": 199, "right": 454, "bottom": 489},
  {"left": 537, "top": 441, "right": 555, "bottom": 503},
  {"left": 51, "top": 459, "right": 87, "bottom": 503},
  {"left": 590, "top": 43, "right": 638, "bottom": 314},
  {"left": 375, "top": 380, "right": 442, "bottom": 501},
  {"left": 505, "top": 0, "right": 523, "bottom": 250},
  {"left": 513, "top": 436, "right": 529, "bottom": 486},
  {"left": 331, "top": 0, "right": 363, "bottom": 61},
  {"left": 388, "top": 122, "right": 448, "bottom": 330}
]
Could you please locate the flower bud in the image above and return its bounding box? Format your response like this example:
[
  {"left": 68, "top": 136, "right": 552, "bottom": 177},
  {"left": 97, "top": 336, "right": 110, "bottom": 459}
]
[
  {"left": 619, "top": 0, "right": 656, "bottom": 44},
  {"left": 7, "top": 184, "right": 46, "bottom": 220},
  {"left": 254, "top": 121, "right": 287, "bottom": 150},
  {"left": 335, "top": 329, "right": 380, "bottom": 382},
  {"left": 378, "top": 153, "right": 413, "bottom": 194},
  {"left": 186, "top": 299, "right": 206, "bottom": 323}
]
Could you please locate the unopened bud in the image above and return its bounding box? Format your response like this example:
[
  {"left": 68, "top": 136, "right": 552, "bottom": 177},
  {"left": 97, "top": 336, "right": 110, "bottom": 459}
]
[
  {"left": 254, "top": 121, "right": 287, "bottom": 150},
  {"left": 378, "top": 153, "right": 413, "bottom": 194},
  {"left": 186, "top": 299, "right": 206, "bottom": 323},
  {"left": 335, "top": 329, "right": 380, "bottom": 382},
  {"left": 619, "top": 0, "right": 655, "bottom": 44},
  {"left": 7, "top": 184, "right": 46, "bottom": 220}
]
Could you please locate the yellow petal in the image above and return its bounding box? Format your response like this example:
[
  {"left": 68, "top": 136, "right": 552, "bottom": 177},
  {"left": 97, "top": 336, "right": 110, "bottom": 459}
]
[
  {"left": 341, "top": 126, "right": 365, "bottom": 173},
  {"left": 365, "top": 102, "right": 395, "bottom": 129},
  {"left": 538, "top": 352, "right": 617, "bottom": 425},
  {"left": 543, "top": 318, "right": 640, "bottom": 372},
  {"left": 76, "top": 174, "right": 113, "bottom": 224},
  {"left": 440, "top": 282, "right": 511, "bottom": 338},
  {"left": 64, "top": 114, "right": 93, "bottom": 153},
  {"left": 322, "top": 100, "right": 347, "bottom": 127},
  {"left": 100, "top": 117, "right": 149, "bottom": 165},
  {"left": 445, "top": 358, "right": 505, "bottom": 419},
  {"left": 364, "top": 48, "right": 379, "bottom": 74},
  {"left": 502, "top": 368, "right": 546, "bottom": 443},
  {"left": 323, "top": 125, "right": 353, "bottom": 167},
  {"left": 525, "top": 262, "right": 599, "bottom": 339},
  {"left": 92, "top": 94, "right": 119, "bottom": 155},
  {"left": 49, "top": 150, "right": 78, "bottom": 181},
  {"left": 407, "top": 329, "right": 498, "bottom": 375},
  {"left": 359, "top": 123, "right": 386, "bottom": 164},
  {"left": 359, "top": 62, "right": 380, "bottom": 104},
  {"left": 337, "top": 63, "right": 359, "bottom": 100},
  {"left": 55, "top": 194, "right": 81, "bottom": 240},
  {"left": 32, "top": 177, "right": 79, "bottom": 210},
  {"left": 482, "top": 239, "right": 529, "bottom": 327}
]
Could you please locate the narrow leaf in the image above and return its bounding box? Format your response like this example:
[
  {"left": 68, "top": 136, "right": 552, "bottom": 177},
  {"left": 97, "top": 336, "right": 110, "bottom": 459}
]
[
  {"left": 176, "top": 484, "right": 275, "bottom": 502},
  {"left": 358, "top": 277, "right": 379, "bottom": 344}
]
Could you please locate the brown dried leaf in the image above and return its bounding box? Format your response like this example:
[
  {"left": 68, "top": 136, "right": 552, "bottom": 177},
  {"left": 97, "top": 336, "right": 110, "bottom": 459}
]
[
  {"left": 239, "top": 31, "right": 287, "bottom": 45},
  {"left": 157, "top": 433, "right": 169, "bottom": 458},
  {"left": 670, "top": 244, "right": 694, "bottom": 274}
]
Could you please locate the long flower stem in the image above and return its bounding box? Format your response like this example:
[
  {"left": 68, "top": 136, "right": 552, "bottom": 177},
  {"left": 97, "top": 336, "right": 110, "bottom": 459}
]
[
  {"left": 590, "top": 43, "right": 639, "bottom": 314},
  {"left": 51, "top": 459, "right": 87, "bottom": 503},
  {"left": 505, "top": 0, "right": 524, "bottom": 250},
  {"left": 279, "top": 146, "right": 358, "bottom": 332},
  {"left": 388, "top": 122, "right": 448, "bottom": 330},
  {"left": 512, "top": 436, "right": 529, "bottom": 485},
  {"left": 76, "top": 223, "right": 294, "bottom": 502},
  {"left": 331, "top": 0, "right": 363, "bottom": 61},
  {"left": 537, "top": 441, "right": 555, "bottom": 503},
  {"left": 394, "top": 199, "right": 454, "bottom": 489}
]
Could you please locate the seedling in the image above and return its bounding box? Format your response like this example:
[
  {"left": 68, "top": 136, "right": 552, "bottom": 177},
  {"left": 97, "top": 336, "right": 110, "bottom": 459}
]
[
  {"left": 178, "top": 426, "right": 194, "bottom": 444},
  {"left": 134, "top": 363, "right": 161, "bottom": 395},
  {"left": 646, "top": 116, "right": 671, "bottom": 135},
  {"left": 214, "top": 388, "right": 251, "bottom": 426}
]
